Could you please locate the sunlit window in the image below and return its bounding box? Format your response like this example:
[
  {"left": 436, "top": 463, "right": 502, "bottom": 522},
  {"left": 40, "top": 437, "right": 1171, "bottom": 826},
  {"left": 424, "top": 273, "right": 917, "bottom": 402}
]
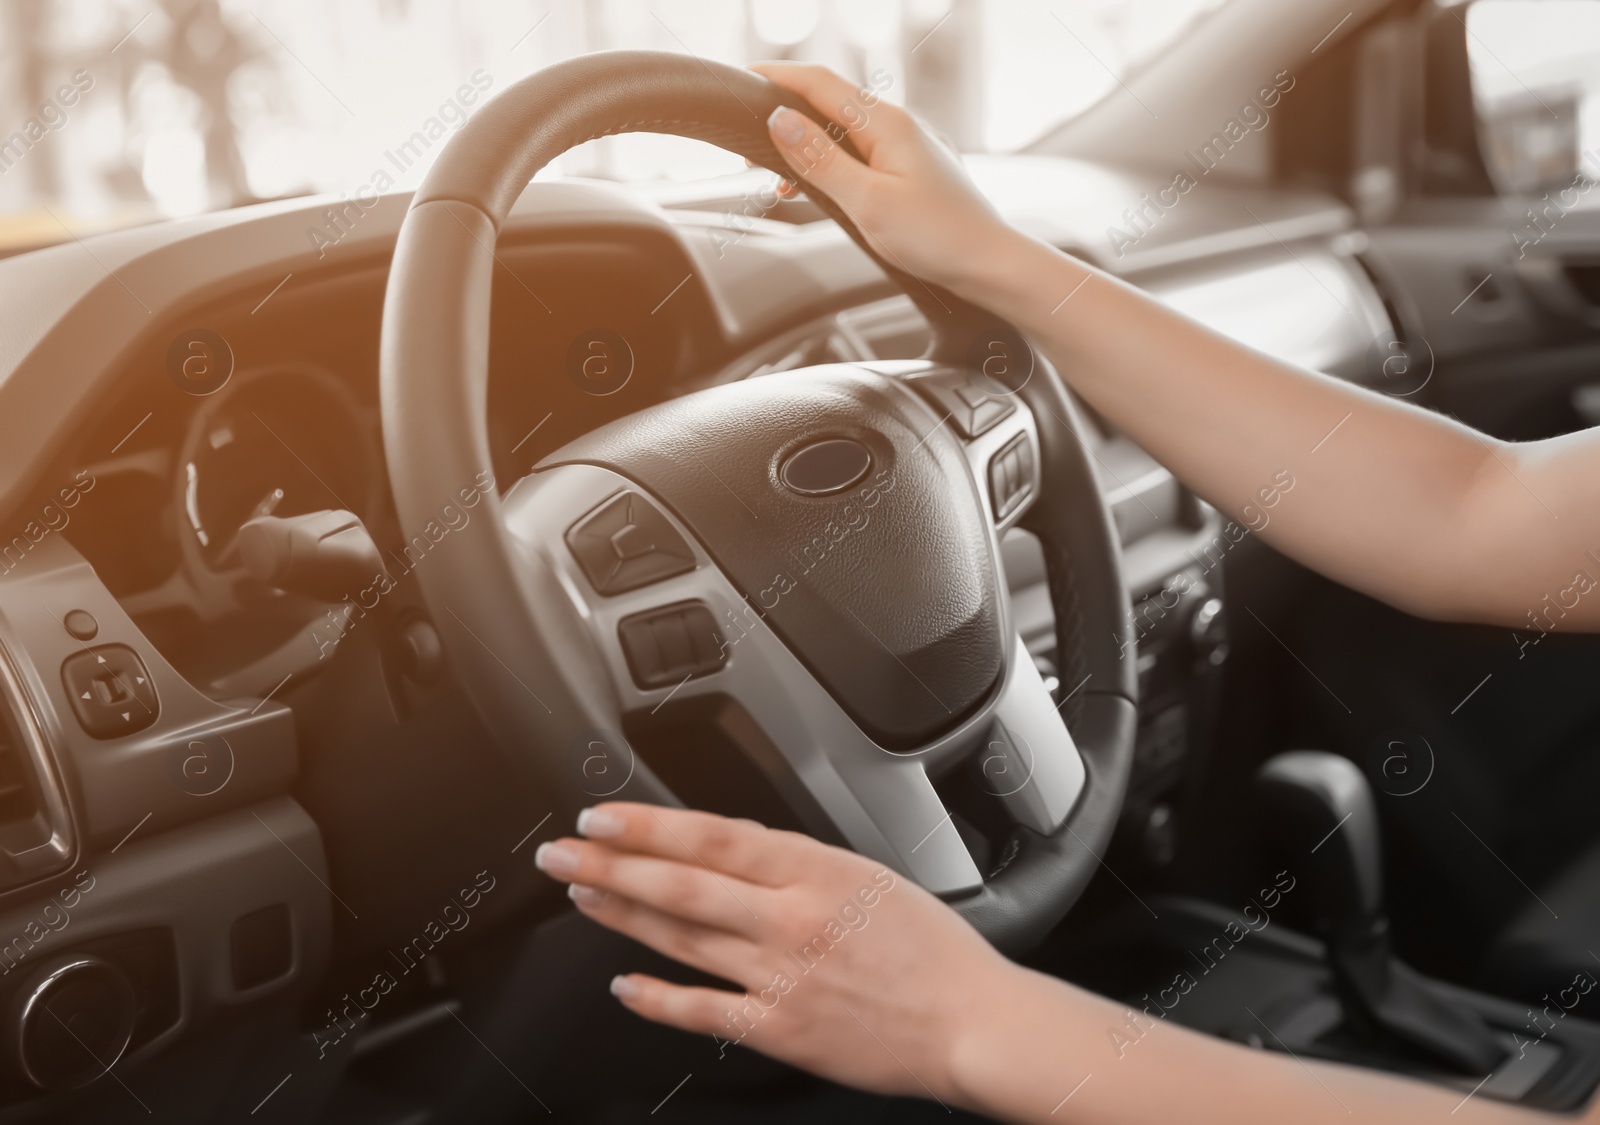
[{"left": 0, "top": 0, "right": 1227, "bottom": 243}]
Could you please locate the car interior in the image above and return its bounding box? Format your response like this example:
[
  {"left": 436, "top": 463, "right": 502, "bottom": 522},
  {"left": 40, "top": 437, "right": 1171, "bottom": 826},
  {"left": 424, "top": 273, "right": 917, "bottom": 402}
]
[{"left": 0, "top": 0, "right": 1599, "bottom": 1120}]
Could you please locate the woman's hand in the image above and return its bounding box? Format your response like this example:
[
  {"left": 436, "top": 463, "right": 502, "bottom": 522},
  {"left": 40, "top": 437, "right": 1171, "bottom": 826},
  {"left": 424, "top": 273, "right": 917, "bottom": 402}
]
[
  {"left": 750, "top": 61, "right": 1020, "bottom": 295},
  {"left": 533, "top": 803, "right": 1020, "bottom": 1108},
  {"left": 533, "top": 804, "right": 1563, "bottom": 1125}
]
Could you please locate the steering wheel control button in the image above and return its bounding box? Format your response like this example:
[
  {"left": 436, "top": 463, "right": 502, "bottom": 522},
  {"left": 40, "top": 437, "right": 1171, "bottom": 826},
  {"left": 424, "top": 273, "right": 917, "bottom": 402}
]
[
  {"left": 566, "top": 492, "right": 695, "bottom": 596},
  {"left": 988, "top": 433, "right": 1036, "bottom": 521},
  {"left": 779, "top": 438, "right": 872, "bottom": 496},
  {"left": 61, "top": 610, "right": 98, "bottom": 641},
  {"left": 616, "top": 601, "right": 727, "bottom": 690},
  {"left": 13, "top": 956, "right": 138, "bottom": 1090},
  {"left": 911, "top": 370, "right": 1017, "bottom": 438},
  {"left": 60, "top": 645, "right": 159, "bottom": 740}
]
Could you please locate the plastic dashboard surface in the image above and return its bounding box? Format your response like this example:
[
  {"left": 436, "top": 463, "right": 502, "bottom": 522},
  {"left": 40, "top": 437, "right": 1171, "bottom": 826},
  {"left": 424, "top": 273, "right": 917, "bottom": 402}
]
[
  {"left": 0, "top": 165, "right": 1391, "bottom": 872},
  {"left": 0, "top": 167, "right": 1389, "bottom": 821},
  {"left": 0, "top": 164, "right": 1390, "bottom": 1114}
]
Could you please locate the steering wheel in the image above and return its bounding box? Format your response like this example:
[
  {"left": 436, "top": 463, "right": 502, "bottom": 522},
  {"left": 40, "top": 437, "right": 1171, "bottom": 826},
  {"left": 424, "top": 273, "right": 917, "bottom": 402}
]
[{"left": 379, "top": 50, "right": 1136, "bottom": 953}]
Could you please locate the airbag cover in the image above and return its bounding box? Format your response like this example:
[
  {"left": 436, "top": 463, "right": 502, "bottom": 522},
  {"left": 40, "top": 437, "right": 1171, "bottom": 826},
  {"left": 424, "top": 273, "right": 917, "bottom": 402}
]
[{"left": 542, "top": 367, "right": 1005, "bottom": 750}]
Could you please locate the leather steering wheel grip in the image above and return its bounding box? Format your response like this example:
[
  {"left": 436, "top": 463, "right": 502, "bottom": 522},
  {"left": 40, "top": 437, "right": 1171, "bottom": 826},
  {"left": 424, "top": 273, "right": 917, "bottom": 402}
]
[
  {"left": 410, "top": 49, "right": 988, "bottom": 351},
  {"left": 380, "top": 49, "right": 1137, "bottom": 954},
  {"left": 412, "top": 49, "right": 816, "bottom": 225},
  {"left": 962, "top": 371, "right": 1138, "bottom": 952}
]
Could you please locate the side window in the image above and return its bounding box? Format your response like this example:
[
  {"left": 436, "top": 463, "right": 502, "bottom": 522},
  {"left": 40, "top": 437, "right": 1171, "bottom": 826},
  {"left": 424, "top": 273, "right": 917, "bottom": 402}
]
[{"left": 1465, "top": 0, "right": 1600, "bottom": 199}]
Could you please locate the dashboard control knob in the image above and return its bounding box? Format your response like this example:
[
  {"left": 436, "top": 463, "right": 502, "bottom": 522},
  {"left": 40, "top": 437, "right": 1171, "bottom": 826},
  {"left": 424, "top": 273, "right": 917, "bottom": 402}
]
[
  {"left": 398, "top": 617, "right": 444, "bottom": 685},
  {"left": 62, "top": 610, "right": 98, "bottom": 641},
  {"left": 1188, "top": 596, "right": 1227, "bottom": 665},
  {"left": 12, "top": 956, "right": 137, "bottom": 1090},
  {"left": 60, "top": 644, "right": 160, "bottom": 739},
  {"left": 1141, "top": 803, "right": 1176, "bottom": 867}
]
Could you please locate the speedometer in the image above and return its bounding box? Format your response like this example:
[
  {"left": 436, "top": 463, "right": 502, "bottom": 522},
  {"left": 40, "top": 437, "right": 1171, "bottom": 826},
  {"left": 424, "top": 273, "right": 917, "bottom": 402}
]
[{"left": 177, "top": 365, "right": 377, "bottom": 571}]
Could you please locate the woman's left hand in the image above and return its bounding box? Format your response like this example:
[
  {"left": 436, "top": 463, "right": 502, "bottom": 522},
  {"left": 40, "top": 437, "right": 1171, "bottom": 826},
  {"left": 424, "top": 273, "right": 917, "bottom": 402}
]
[{"left": 534, "top": 803, "right": 1020, "bottom": 1107}]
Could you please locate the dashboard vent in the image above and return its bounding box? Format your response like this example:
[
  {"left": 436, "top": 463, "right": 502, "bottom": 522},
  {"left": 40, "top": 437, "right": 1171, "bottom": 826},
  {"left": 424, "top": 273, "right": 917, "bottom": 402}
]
[
  {"left": 0, "top": 652, "right": 74, "bottom": 892},
  {"left": 0, "top": 705, "right": 39, "bottom": 826},
  {"left": 0, "top": 700, "right": 41, "bottom": 830}
]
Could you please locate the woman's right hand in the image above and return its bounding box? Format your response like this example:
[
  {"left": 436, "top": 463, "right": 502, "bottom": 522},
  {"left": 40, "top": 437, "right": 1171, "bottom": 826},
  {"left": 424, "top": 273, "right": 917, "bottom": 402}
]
[
  {"left": 751, "top": 62, "right": 1023, "bottom": 297},
  {"left": 533, "top": 802, "right": 1028, "bottom": 1111}
]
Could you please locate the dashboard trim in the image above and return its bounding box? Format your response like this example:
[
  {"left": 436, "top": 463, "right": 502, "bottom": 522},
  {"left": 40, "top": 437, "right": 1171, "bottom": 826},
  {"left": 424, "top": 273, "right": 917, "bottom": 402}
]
[{"left": 0, "top": 632, "right": 76, "bottom": 893}]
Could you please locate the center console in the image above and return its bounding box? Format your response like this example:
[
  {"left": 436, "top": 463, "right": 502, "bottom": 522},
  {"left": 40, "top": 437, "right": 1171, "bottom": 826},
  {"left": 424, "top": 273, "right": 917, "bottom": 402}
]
[{"left": 1049, "top": 751, "right": 1600, "bottom": 1112}]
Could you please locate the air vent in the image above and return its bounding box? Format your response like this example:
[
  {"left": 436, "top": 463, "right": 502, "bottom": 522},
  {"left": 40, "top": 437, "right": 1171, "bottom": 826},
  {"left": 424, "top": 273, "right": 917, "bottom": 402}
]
[
  {"left": 0, "top": 703, "right": 40, "bottom": 827},
  {"left": 0, "top": 651, "right": 74, "bottom": 890}
]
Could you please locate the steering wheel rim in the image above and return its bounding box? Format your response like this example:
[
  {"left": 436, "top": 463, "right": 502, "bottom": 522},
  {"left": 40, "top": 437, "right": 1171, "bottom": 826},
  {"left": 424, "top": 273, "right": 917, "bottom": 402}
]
[{"left": 379, "top": 49, "right": 1137, "bottom": 954}]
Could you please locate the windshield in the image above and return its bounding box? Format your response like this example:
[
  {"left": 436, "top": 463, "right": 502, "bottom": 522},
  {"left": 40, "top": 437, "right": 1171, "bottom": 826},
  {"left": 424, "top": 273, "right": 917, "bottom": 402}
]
[{"left": 0, "top": 0, "right": 1225, "bottom": 248}]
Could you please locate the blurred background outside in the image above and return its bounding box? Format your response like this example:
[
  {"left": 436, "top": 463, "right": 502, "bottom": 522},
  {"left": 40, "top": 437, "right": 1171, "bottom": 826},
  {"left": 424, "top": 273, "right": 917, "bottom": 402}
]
[
  {"left": 7, "top": 1, "right": 1600, "bottom": 254},
  {"left": 0, "top": 0, "right": 1226, "bottom": 249}
]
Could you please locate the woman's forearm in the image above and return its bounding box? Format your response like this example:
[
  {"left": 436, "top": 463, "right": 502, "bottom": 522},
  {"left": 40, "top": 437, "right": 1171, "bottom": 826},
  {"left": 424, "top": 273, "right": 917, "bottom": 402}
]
[
  {"left": 755, "top": 61, "right": 1600, "bottom": 630},
  {"left": 953, "top": 232, "right": 1600, "bottom": 630}
]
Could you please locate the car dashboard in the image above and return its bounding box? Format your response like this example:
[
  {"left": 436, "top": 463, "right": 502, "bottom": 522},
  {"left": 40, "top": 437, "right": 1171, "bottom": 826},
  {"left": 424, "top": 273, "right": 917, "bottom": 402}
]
[{"left": 0, "top": 161, "right": 1393, "bottom": 1112}]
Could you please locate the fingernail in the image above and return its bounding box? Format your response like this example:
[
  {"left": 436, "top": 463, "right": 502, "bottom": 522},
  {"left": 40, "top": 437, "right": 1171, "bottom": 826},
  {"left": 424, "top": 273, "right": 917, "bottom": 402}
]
[
  {"left": 610, "top": 974, "right": 642, "bottom": 1002},
  {"left": 767, "top": 105, "right": 807, "bottom": 146},
  {"left": 568, "top": 883, "right": 607, "bottom": 908},
  {"left": 576, "top": 807, "right": 624, "bottom": 839},
  {"left": 533, "top": 842, "right": 578, "bottom": 878}
]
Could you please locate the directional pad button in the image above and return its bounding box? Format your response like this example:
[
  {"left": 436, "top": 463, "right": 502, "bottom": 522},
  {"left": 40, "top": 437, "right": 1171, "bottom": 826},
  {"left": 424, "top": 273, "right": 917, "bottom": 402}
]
[
  {"left": 566, "top": 491, "right": 696, "bottom": 596},
  {"left": 61, "top": 644, "right": 160, "bottom": 740},
  {"left": 609, "top": 522, "right": 657, "bottom": 562},
  {"left": 911, "top": 369, "right": 1018, "bottom": 438}
]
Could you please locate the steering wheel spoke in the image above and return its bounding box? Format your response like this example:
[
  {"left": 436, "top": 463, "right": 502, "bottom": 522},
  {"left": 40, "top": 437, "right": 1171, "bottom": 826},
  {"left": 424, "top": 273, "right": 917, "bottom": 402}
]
[
  {"left": 981, "top": 637, "right": 1088, "bottom": 835},
  {"left": 500, "top": 354, "right": 1084, "bottom": 894},
  {"left": 504, "top": 460, "right": 996, "bottom": 894}
]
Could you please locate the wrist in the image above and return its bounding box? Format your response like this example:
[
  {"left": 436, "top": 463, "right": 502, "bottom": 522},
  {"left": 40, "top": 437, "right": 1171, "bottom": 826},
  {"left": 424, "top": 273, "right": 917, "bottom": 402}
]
[
  {"left": 942, "top": 957, "right": 1057, "bottom": 1120},
  {"left": 941, "top": 226, "right": 1064, "bottom": 316}
]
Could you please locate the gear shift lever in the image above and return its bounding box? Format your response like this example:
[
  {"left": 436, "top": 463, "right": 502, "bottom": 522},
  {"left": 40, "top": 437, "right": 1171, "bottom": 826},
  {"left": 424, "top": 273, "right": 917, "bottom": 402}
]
[{"left": 1257, "top": 751, "right": 1505, "bottom": 1075}]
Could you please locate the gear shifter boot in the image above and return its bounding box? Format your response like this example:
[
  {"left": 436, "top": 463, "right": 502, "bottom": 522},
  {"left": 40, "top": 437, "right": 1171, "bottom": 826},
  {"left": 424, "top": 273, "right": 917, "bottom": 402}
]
[
  {"left": 1330, "top": 915, "right": 1507, "bottom": 1074},
  {"left": 1258, "top": 751, "right": 1506, "bottom": 1075}
]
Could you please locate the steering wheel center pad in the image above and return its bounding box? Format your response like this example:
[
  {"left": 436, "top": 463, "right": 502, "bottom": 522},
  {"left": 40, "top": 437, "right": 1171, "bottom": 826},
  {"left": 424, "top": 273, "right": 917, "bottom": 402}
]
[{"left": 545, "top": 366, "right": 1006, "bottom": 751}]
